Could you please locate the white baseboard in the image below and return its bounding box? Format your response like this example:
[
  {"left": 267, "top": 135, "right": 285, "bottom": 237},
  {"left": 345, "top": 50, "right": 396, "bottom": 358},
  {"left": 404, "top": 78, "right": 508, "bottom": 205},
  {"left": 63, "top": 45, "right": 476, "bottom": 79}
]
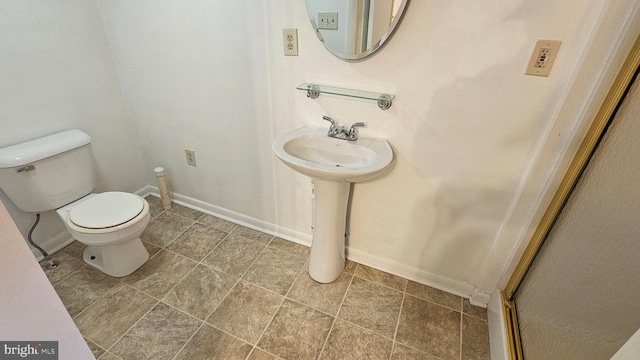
[
  {"left": 488, "top": 289, "right": 510, "bottom": 360},
  {"left": 32, "top": 231, "right": 75, "bottom": 261},
  {"left": 346, "top": 247, "right": 489, "bottom": 305},
  {"left": 140, "top": 186, "right": 312, "bottom": 247},
  {"left": 139, "top": 186, "right": 491, "bottom": 306}
]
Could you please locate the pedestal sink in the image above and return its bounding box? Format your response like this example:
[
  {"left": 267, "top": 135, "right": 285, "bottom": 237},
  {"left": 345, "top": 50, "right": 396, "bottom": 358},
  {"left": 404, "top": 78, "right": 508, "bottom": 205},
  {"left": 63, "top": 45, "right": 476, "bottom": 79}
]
[{"left": 272, "top": 126, "right": 393, "bottom": 283}]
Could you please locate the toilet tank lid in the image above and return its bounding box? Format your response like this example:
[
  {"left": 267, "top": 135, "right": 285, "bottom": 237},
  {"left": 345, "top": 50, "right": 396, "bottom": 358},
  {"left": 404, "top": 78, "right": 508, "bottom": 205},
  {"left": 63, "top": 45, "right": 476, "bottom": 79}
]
[{"left": 0, "top": 129, "right": 91, "bottom": 168}]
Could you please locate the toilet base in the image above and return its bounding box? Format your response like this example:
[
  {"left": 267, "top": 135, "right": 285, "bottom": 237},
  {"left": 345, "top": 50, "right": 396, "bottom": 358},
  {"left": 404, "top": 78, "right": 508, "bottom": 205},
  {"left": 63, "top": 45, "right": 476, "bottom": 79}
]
[{"left": 83, "top": 238, "right": 149, "bottom": 277}]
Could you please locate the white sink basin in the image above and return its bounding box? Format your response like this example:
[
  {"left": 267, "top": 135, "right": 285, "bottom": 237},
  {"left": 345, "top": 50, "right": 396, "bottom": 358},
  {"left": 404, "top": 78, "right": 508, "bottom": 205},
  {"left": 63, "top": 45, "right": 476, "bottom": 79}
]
[{"left": 272, "top": 126, "right": 393, "bottom": 182}]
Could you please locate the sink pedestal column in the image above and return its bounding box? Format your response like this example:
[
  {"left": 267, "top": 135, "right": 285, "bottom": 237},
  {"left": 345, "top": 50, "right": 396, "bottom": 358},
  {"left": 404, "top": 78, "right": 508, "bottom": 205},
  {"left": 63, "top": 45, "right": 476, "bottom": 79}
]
[{"left": 308, "top": 179, "right": 350, "bottom": 283}]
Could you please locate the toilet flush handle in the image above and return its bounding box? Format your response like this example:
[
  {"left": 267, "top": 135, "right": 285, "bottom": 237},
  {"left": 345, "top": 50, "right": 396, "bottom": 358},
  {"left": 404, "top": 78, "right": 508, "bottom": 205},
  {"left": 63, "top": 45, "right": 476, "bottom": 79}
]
[{"left": 17, "top": 164, "right": 35, "bottom": 173}]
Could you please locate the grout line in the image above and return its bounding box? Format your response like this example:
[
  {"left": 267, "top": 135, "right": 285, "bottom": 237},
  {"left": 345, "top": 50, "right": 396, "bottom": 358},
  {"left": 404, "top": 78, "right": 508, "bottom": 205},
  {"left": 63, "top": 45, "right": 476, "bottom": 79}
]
[
  {"left": 351, "top": 271, "right": 407, "bottom": 294},
  {"left": 71, "top": 278, "right": 128, "bottom": 321},
  {"left": 43, "top": 254, "right": 85, "bottom": 286},
  {"left": 249, "top": 294, "right": 286, "bottom": 347},
  {"left": 245, "top": 253, "right": 308, "bottom": 355},
  {"left": 199, "top": 274, "right": 242, "bottom": 323},
  {"left": 402, "top": 291, "right": 465, "bottom": 314},
  {"left": 389, "top": 281, "right": 408, "bottom": 360},
  {"left": 52, "top": 210, "right": 485, "bottom": 360},
  {"left": 282, "top": 256, "right": 309, "bottom": 299},
  {"left": 460, "top": 298, "right": 464, "bottom": 360},
  {"left": 317, "top": 271, "right": 355, "bottom": 358},
  {"left": 170, "top": 321, "right": 205, "bottom": 360},
  {"left": 104, "top": 295, "right": 161, "bottom": 354},
  {"left": 245, "top": 346, "right": 284, "bottom": 360}
]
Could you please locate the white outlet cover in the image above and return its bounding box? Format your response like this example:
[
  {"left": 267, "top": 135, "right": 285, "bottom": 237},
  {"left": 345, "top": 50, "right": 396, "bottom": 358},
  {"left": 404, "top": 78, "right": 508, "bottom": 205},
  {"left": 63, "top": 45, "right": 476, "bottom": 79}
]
[
  {"left": 525, "top": 40, "right": 562, "bottom": 77},
  {"left": 283, "top": 28, "right": 298, "bottom": 56}
]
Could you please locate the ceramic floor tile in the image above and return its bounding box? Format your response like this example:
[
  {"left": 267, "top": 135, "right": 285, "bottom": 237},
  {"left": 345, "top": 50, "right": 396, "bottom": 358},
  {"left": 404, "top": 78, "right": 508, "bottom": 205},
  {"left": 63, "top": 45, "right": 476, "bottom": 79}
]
[
  {"left": 124, "top": 250, "right": 197, "bottom": 298},
  {"left": 344, "top": 260, "right": 358, "bottom": 274},
  {"left": 168, "top": 203, "right": 205, "bottom": 221},
  {"left": 74, "top": 284, "right": 157, "bottom": 349},
  {"left": 464, "top": 299, "right": 488, "bottom": 320},
  {"left": 144, "top": 195, "right": 163, "bottom": 209},
  {"left": 60, "top": 241, "right": 87, "bottom": 261},
  {"left": 201, "top": 234, "right": 265, "bottom": 277},
  {"left": 162, "top": 264, "right": 237, "bottom": 320},
  {"left": 287, "top": 269, "right": 352, "bottom": 316},
  {"left": 268, "top": 237, "right": 310, "bottom": 258},
  {"left": 98, "top": 353, "right": 121, "bottom": 360},
  {"left": 355, "top": 264, "right": 407, "bottom": 291},
  {"left": 406, "top": 280, "right": 463, "bottom": 311},
  {"left": 248, "top": 348, "right": 278, "bottom": 360},
  {"left": 85, "top": 338, "right": 105, "bottom": 359},
  {"left": 148, "top": 206, "right": 164, "bottom": 220},
  {"left": 197, "top": 214, "right": 237, "bottom": 232},
  {"left": 391, "top": 343, "right": 440, "bottom": 360},
  {"left": 337, "top": 277, "right": 403, "bottom": 338},
  {"left": 110, "top": 302, "right": 201, "bottom": 360},
  {"left": 166, "top": 223, "right": 227, "bottom": 261},
  {"left": 174, "top": 324, "right": 253, "bottom": 360},
  {"left": 462, "top": 314, "right": 490, "bottom": 360},
  {"left": 142, "top": 241, "right": 161, "bottom": 258},
  {"left": 207, "top": 281, "right": 283, "bottom": 344},
  {"left": 40, "top": 253, "right": 84, "bottom": 285},
  {"left": 231, "top": 225, "right": 273, "bottom": 244},
  {"left": 396, "top": 295, "right": 461, "bottom": 360},
  {"left": 257, "top": 299, "right": 334, "bottom": 360},
  {"left": 141, "top": 212, "right": 195, "bottom": 247},
  {"left": 54, "top": 266, "right": 119, "bottom": 317},
  {"left": 242, "top": 247, "right": 305, "bottom": 295},
  {"left": 320, "top": 319, "right": 392, "bottom": 359},
  {"left": 43, "top": 213, "right": 490, "bottom": 360}
]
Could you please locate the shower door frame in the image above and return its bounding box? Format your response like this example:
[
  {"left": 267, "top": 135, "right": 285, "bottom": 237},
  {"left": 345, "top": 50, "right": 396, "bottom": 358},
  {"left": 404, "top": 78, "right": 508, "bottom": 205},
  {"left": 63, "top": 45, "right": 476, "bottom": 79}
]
[{"left": 500, "top": 34, "right": 640, "bottom": 360}]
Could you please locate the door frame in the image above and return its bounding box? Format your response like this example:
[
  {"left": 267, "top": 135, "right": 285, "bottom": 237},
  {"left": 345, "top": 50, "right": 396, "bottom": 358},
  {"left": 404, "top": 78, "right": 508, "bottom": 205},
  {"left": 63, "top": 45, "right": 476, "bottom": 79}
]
[{"left": 501, "top": 34, "right": 640, "bottom": 360}]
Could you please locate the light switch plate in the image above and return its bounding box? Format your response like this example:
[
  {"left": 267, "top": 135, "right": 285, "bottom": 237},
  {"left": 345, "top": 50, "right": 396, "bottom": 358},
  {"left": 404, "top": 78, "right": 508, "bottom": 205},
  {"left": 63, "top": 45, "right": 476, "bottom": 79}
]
[
  {"left": 318, "top": 12, "right": 338, "bottom": 30},
  {"left": 525, "top": 40, "right": 562, "bottom": 77}
]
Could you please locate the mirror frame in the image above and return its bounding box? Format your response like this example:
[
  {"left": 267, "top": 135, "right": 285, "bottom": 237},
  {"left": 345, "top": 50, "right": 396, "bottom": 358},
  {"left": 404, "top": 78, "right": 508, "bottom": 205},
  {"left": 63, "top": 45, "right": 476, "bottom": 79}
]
[{"left": 306, "top": 0, "right": 410, "bottom": 60}]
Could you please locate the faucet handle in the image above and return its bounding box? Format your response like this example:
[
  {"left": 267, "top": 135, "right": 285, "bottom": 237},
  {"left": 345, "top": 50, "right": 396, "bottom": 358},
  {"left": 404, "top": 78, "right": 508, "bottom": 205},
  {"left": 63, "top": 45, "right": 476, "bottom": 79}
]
[
  {"left": 323, "top": 115, "right": 338, "bottom": 135},
  {"left": 322, "top": 115, "right": 336, "bottom": 126},
  {"left": 347, "top": 122, "right": 366, "bottom": 140}
]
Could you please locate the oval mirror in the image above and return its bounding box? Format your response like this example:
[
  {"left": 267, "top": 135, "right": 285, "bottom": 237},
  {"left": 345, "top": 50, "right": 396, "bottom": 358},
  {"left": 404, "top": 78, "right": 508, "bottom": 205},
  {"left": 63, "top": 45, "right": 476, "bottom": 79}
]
[{"left": 305, "top": 0, "right": 409, "bottom": 60}]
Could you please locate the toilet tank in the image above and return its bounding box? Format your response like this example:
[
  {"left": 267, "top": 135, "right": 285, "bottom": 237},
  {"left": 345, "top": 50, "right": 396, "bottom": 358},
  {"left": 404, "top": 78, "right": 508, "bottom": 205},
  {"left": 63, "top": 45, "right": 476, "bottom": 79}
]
[{"left": 0, "top": 130, "right": 96, "bottom": 213}]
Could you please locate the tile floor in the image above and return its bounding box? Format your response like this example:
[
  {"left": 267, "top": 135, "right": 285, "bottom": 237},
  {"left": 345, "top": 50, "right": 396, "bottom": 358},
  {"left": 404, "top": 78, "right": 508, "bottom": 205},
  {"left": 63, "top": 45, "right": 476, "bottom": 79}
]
[{"left": 40, "top": 196, "right": 490, "bottom": 360}]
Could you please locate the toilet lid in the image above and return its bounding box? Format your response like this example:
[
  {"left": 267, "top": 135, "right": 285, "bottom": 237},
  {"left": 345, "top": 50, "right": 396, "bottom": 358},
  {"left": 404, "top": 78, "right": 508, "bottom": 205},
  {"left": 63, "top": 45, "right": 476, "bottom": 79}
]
[{"left": 69, "top": 192, "right": 144, "bottom": 229}]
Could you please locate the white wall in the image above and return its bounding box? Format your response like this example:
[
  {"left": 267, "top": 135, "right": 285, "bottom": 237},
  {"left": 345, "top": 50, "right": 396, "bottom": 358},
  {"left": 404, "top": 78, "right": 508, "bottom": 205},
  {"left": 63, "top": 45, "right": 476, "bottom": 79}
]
[
  {"left": 0, "top": 0, "right": 147, "bottom": 251},
  {"left": 95, "top": 0, "right": 637, "bottom": 304},
  {"left": 1, "top": 0, "right": 635, "bottom": 307}
]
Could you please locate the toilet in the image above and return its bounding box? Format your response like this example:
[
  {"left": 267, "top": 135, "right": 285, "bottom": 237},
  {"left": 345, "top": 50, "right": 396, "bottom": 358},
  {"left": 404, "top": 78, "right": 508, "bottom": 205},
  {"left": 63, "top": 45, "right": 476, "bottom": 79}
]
[{"left": 0, "top": 129, "right": 150, "bottom": 277}]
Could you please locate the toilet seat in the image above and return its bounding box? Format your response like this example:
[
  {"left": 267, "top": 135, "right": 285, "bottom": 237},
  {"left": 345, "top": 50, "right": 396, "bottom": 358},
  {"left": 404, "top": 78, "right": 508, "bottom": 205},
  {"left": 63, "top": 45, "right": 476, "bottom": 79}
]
[{"left": 69, "top": 192, "right": 144, "bottom": 229}]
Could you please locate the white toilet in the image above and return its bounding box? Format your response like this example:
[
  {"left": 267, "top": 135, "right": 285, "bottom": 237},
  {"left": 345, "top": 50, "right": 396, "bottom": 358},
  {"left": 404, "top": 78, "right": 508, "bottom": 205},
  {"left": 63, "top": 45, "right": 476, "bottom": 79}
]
[{"left": 0, "top": 129, "right": 150, "bottom": 277}]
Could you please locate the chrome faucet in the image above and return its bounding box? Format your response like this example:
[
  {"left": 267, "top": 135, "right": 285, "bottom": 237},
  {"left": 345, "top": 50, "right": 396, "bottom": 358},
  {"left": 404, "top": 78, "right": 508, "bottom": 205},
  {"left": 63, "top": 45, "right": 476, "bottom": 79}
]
[
  {"left": 322, "top": 116, "right": 366, "bottom": 141},
  {"left": 347, "top": 122, "right": 365, "bottom": 141}
]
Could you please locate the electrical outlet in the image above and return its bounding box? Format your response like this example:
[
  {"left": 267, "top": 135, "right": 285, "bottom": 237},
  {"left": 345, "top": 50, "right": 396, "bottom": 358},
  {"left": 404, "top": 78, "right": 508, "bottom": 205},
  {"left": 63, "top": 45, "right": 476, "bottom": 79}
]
[
  {"left": 525, "top": 40, "right": 562, "bottom": 77},
  {"left": 185, "top": 149, "right": 197, "bottom": 166},
  {"left": 283, "top": 28, "right": 298, "bottom": 56}
]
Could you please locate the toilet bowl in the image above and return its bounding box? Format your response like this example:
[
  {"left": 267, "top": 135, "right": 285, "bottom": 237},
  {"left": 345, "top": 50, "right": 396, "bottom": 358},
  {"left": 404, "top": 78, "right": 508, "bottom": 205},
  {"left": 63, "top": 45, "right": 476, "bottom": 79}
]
[
  {"left": 56, "top": 192, "right": 150, "bottom": 277},
  {"left": 0, "top": 129, "right": 153, "bottom": 277}
]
